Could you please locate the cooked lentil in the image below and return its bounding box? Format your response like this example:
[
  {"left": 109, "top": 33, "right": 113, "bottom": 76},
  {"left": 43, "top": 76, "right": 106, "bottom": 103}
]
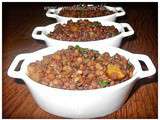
[
  {"left": 48, "top": 20, "right": 120, "bottom": 41},
  {"left": 27, "top": 46, "right": 134, "bottom": 90},
  {"left": 58, "top": 5, "right": 115, "bottom": 18}
]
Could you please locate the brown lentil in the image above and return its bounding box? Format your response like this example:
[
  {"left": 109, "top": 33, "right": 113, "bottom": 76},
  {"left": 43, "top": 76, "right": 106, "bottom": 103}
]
[
  {"left": 27, "top": 46, "right": 134, "bottom": 90},
  {"left": 59, "top": 5, "right": 115, "bottom": 18},
  {"left": 48, "top": 20, "right": 120, "bottom": 41}
]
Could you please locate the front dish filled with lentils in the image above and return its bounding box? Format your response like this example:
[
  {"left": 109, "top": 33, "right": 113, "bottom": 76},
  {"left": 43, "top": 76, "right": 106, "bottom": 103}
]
[
  {"left": 58, "top": 4, "right": 115, "bottom": 18},
  {"left": 48, "top": 20, "right": 120, "bottom": 41},
  {"left": 27, "top": 46, "right": 134, "bottom": 90}
]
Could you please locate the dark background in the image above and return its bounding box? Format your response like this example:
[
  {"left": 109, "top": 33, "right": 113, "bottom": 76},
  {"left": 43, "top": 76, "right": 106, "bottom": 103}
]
[{"left": 2, "top": 2, "right": 158, "bottom": 119}]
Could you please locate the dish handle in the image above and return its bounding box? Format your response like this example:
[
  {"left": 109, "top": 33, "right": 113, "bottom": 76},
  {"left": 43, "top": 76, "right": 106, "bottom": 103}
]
[
  {"left": 115, "top": 7, "right": 126, "bottom": 17},
  {"left": 7, "top": 54, "right": 29, "bottom": 79},
  {"left": 134, "top": 54, "right": 156, "bottom": 79},
  {"left": 32, "top": 27, "right": 45, "bottom": 40},
  {"left": 121, "top": 23, "right": 134, "bottom": 37},
  {"left": 46, "top": 9, "right": 57, "bottom": 18}
]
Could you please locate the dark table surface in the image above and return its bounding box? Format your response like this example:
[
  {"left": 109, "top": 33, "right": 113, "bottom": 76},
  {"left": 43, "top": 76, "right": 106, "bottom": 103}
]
[{"left": 3, "top": 2, "right": 158, "bottom": 119}]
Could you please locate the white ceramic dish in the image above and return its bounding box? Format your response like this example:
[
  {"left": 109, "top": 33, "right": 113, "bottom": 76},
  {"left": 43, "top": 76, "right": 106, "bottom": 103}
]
[
  {"left": 32, "top": 20, "right": 134, "bottom": 47},
  {"left": 46, "top": 5, "right": 126, "bottom": 22},
  {"left": 8, "top": 45, "right": 156, "bottom": 118}
]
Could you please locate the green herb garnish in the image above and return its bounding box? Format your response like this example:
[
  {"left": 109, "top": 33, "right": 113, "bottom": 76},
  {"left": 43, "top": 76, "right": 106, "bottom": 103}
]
[
  {"left": 75, "top": 45, "right": 89, "bottom": 54},
  {"left": 127, "top": 60, "right": 132, "bottom": 69},
  {"left": 88, "top": 21, "right": 101, "bottom": 27},
  {"left": 93, "top": 22, "right": 101, "bottom": 27},
  {"left": 98, "top": 80, "right": 110, "bottom": 88},
  {"left": 75, "top": 45, "right": 81, "bottom": 49}
]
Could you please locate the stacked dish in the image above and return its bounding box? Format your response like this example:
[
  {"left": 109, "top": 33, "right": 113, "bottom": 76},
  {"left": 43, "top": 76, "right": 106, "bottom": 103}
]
[
  {"left": 46, "top": 4, "right": 126, "bottom": 22},
  {"left": 32, "top": 19, "right": 134, "bottom": 47},
  {"left": 8, "top": 4, "right": 156, "bottom": 118}
]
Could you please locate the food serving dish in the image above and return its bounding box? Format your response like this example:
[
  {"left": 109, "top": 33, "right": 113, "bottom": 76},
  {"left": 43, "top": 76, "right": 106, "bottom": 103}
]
[
  {"left": 8, "top": 45, "right": 156, "bottom": 118},
  {"left": 32, "top": 20, "right": 134, "bottom": 47},
  {"left": 46, "top": 5, "right": 126, "bottom": 22}
]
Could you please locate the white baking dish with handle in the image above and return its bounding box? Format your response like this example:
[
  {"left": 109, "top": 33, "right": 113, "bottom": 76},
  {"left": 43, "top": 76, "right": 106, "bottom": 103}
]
[
  {"left": 46, "top": 5, "right": 125, "bottom": 22},
  {"left": 7, "top": 45, "right": 156, "bottom": 118},
  {"left": 32, "top": 20, "right": 134, "bottom": 47}
]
